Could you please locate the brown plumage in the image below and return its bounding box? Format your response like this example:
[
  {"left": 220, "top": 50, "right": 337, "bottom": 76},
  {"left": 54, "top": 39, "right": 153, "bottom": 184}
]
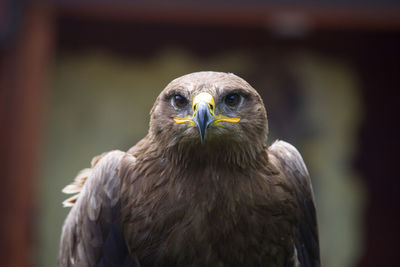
[{"left": 59, "top": 71, "right": 320, "bottom": 267}]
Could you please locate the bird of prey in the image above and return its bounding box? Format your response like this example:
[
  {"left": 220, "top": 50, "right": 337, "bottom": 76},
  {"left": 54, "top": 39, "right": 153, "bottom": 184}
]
[{"left": 59, "top": 71, "right": 320, "bottom": 267}]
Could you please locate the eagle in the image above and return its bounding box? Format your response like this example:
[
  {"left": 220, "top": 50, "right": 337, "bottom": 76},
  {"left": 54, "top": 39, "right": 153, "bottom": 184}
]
[{"left": 59, "top": 71, "right": 320, "bottom": 267}]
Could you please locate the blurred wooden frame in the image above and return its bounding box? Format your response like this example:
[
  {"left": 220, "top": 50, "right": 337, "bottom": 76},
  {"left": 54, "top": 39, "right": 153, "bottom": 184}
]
[
  {"left": 57, "top": 2, "right": 400, "bottom": 30},
  {"left": 0, "top": 3, "right": 54, "bottom": 267}
]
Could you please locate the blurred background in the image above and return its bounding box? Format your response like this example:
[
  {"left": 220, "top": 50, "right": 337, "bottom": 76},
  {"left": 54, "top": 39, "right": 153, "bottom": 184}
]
[{"left": 1, "top": 0, "right": 399, "bottom": 266}]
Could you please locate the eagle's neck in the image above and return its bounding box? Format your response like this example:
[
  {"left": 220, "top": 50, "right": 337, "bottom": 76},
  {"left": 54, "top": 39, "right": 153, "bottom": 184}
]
[
  {"left": 128, "top": 134, "right": 273, "bottom": 187},
  {"left": 163, "top": 138, "right": 268, "bottom": 170}
]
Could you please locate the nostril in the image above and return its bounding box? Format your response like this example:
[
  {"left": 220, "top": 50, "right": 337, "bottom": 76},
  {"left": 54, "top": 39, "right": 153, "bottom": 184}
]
[{"left": 209, "top": 104, "right": 214, "bottom": 111}]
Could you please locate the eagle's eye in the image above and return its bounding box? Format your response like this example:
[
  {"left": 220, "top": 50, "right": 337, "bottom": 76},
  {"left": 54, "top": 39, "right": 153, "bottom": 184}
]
[
  {"left": 225, "top": 93, "right": 241, "bottom": 107},
  {"left": 172, "top": 95, "right": 188, "bottom": 108}
]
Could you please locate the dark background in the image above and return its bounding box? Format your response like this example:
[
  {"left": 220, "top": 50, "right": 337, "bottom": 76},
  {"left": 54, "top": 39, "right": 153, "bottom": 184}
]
[{"left": 1, "top": 1, "right": 399, "bottom": 266}]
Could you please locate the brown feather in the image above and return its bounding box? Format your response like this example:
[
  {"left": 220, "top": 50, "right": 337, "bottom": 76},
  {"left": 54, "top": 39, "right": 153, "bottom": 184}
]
[{"left": 61, "top": 153, "right": 109, "bottom": 207}]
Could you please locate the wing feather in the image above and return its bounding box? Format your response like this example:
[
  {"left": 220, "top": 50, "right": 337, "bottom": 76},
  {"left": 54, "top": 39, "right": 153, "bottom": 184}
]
[
  {"left": 269, "top": 140, "right": 320, "bottom": 267},
  {"left": 58, "top": 150, "right": 139, "bottom": 267}
]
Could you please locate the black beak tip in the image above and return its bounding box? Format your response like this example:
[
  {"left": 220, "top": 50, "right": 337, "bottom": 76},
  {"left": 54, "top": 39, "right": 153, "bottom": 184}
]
[{"left": 200, "top": 134, "right": 206, "bottom": 145}]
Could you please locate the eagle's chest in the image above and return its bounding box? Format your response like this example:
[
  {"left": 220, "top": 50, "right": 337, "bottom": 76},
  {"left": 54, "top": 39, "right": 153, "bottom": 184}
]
[{"left": 123, "top": 174, "right": 294, "bottom": 267}]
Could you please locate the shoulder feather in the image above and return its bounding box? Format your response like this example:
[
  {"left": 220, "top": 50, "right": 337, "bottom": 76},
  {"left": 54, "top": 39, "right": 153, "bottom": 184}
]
[
  {"left": 269, "top": 140, "right": 320, "bottom": 267},
  {"left": 62, "top": 152, "right": 110, "bottom": 207},
  {"left": 59, "top": 150, "right": 138, "bottom": 266}
]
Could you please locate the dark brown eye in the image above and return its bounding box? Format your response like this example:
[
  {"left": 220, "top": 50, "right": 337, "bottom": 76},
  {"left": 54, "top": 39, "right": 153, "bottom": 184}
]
[
  {"left": 225, "top": 93, "right": 241, "bottom": 107},
  {"left": 172, "top": 95, "right": 188, "bottom": 108}
]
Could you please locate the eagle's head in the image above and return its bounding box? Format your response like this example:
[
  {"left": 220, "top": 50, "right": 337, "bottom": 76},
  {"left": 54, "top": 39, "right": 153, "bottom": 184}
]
[{"left": 149, "top": 71, "right": 268, "bottom": 165}]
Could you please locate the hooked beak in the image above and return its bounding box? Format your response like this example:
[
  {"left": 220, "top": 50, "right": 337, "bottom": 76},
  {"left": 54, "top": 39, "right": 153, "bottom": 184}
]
[
  {"left": 193, "top": 100, "right": 215, "bottom": 144},
  {"left": 173, "top": 92, "right": 240, "bottom": 144}
]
